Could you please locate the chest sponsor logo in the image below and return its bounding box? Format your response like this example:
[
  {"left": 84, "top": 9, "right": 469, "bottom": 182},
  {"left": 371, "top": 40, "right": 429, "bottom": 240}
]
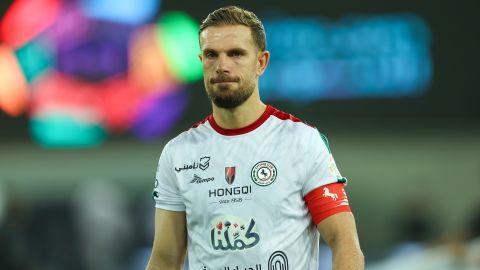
[
  {"left": 209, "top": 186, "right": 252, "bottom": 198},
  {"left": 175, "top": 156, "right": 210, "bottom": 173},
  {"left": 225, "top": 167, "right": 236, "bottom": 185},
  {"left": 210, "top": 215, "right": 260, "bottom": 251},
  {"left": 190, "top": 174, "right": 215, "bottom": 184},
  {"left": 268, "top": 251, "right": 289, "bottom": 270},
  {"left": 202, "top": 265, "right": 262, "bottom": 270},
  {"left": 208, "top": 185, "right": 252, "bottom": 205},
  {"left": 251, "top": 161, "right": 277, "bottom": 186},
  {"left": 200, "top": 251, "right": 287, "bottom": 270}
]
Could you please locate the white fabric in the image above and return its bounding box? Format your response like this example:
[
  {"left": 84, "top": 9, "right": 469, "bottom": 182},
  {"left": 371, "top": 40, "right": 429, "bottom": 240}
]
[{"left": 153, "top": 107, "right": 343, "bottom": 270}]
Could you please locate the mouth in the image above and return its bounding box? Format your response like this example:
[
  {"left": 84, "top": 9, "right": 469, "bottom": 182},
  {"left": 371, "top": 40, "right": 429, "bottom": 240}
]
[
  {"left": 210, "top": 76, "right": 240, "bottom": 84},
  {"left": 213, "top": 81, "right": 237, "bottom": 84}
]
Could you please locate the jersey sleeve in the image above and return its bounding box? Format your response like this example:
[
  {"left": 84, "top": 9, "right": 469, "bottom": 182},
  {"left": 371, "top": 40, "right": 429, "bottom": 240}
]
[
  {"left": 153, "top": 141, "right": 186, "bottom": 211},
  {"left": 302, "top": 129, "right": 347, "bottom": 196}
]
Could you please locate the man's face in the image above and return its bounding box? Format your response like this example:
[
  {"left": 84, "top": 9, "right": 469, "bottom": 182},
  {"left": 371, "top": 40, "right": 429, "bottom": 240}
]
[{"left": 199, "top": 25, "right": 264, "bottom": 109}]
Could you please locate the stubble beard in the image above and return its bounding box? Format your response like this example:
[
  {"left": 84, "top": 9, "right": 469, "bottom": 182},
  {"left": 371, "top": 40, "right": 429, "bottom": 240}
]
[{"left": 205, "top": 76, "right": 256, "bottom": 109}]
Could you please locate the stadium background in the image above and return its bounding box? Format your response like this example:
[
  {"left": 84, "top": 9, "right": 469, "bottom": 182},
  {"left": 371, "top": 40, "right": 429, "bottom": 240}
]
[{"left": 0, "top": 0, "right": 479, "bottom": 269}]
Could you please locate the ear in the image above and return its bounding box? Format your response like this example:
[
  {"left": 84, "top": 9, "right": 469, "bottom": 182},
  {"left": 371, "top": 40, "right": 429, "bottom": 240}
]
[
  {"left": 256, "top": 50, "right": 270, "bottom": 76},
  {"left": 198, "top": 53, "right": 203, "bottom": 62}
]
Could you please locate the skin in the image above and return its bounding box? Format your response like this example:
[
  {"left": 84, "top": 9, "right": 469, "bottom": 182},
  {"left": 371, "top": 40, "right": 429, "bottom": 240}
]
[
  {"left": 199, "top": 24, "right": 270, "bottom": 129},
  {"left": 146, "top": 24, "right": 364, "bottom": 270},
  {"left": 146, "top": 209, "right": 186, "bottom": 270},
  {"left": 318, "top": 212, "right": 364, "bottom": 270}
]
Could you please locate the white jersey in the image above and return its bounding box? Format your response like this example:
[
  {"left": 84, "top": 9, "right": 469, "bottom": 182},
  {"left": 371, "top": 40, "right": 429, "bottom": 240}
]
[{"left": 153, "top": 105, "right": 345, "bottom": 270}]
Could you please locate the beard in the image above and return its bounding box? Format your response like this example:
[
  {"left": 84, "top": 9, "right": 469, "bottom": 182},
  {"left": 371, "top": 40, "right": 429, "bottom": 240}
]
[{"left": 205, "top": 73, "right": 255, "bottom": 109}]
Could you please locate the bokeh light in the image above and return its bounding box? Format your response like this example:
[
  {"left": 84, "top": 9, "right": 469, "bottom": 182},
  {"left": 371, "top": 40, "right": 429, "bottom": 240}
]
[
  {"left": 0, "top": 45, "right": 29, "bottom": 117},
  {"left": 155, "top": 12, "right": 203, "bottom": 83},
  {"left": 132, "top": 88, "right": 188, "bottom": 140},
  {"left": 30, "top": 72, "right": 105, "bottom": 148},
  {"left": 15, "top": 38, "right": 55, "bottom": 83},
  {"left": 56, "top": 21, "right": 133, "bottom": 81},
  {"left": 99, "top": 76, "right": 141, "bottom": 132},
  {"left": 260, "top": 14, "right": 432, "bottom": 101},
  {"left": 129, "top": 25, "right": 176, "bottom": 93},
  {"left": 30, "top": 114, "right": 106, "bottom": 148},
  {"left": 0, "top": 0, "right": 62, "bottom": 48},
  {"left": 0, "top": 0, "right": 200, "bottom": 148},
  {"left": 0, "top": 1, "right": 434, "bottom": 149},
  {"left": 80, "top": 0, "right": 160, "bottom": 25}
]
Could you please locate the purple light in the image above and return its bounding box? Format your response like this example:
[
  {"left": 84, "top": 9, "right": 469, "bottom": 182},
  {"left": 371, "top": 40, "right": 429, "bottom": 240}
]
[
  {"left": 43, "top": 3, "right": 92, "bottom": 47},
  {"left": 56, "top": 21, "right": 134, "bottom": 81},
  {"left": 132, "top": 88, "right": 188, "bottom": 140}
]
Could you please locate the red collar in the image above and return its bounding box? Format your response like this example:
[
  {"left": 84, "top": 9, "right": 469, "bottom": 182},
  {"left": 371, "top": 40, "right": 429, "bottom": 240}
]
[{"left": 208, "top": 105, "right": 275, "bottom": 136}]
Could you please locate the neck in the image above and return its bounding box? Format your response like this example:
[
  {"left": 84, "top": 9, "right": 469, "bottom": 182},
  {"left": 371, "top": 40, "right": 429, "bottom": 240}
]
[{"left": 211, "top": 91, "right": 266, "bottom": 129}]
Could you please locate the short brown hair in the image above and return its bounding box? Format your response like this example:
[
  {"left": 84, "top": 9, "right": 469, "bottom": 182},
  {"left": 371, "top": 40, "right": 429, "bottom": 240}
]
[{"left": 199, "top": 6, "right": 266, "bottom": 51}]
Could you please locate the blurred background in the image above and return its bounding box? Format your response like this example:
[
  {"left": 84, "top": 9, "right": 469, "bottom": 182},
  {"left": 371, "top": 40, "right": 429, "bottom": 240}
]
[{"left": 0, "top": 0, "right": 479, "bottom": 269}]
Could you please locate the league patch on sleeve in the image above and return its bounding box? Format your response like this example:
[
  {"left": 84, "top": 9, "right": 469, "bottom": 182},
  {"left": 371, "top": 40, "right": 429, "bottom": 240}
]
[{"left": 328, "top": 154, "right": 347, "bottom": 184}]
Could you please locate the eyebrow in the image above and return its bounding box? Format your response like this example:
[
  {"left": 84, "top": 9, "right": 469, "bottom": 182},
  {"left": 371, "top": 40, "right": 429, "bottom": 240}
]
[
  {"left": 228, "top": 48, "right": 248, "bottom": 55},
  {"left": 202, "top": 48, "right": 249, "bottom": 54},
  {"left": 202, "top": 48, "right": 217, "bottom": 54}
]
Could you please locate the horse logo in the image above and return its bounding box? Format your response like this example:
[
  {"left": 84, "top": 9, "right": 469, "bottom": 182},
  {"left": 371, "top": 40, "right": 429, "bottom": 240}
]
[
  {"left": 322, "top": 187, "right": 338, "bottom": 201},
  {"left": 251, "top": 161, "right": 277, "bottom": 186}
]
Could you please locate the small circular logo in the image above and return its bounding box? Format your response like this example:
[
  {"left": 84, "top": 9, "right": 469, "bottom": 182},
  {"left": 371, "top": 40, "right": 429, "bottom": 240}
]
[{"left": 251, "top": 161, "right": 277, "bottom": 186}]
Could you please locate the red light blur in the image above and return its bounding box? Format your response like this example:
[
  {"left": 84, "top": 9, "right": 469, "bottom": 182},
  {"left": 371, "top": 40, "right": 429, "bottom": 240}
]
[{"left": 0, "top": 0, "right": 62, "bottom": 48}]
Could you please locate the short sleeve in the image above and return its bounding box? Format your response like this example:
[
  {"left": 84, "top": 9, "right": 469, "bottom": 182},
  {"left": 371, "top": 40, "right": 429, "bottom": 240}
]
[
  {"left": 153, "top": 142, "right": 186, "bottom": 211},
  {"left": 302, "top": 129, "right": 347, "bottom": 196}
]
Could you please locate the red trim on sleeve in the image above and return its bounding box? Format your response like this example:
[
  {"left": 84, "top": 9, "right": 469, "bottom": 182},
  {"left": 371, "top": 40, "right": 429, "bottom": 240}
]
[
  {"left": 305, "top": 183, "right": 351, "bottom": 225},
  {"left": 270, "top": 107, "right": 315, "bottom": 128},
  {"left": 191, "top": 117, "right": 209, "bottom": 129}
]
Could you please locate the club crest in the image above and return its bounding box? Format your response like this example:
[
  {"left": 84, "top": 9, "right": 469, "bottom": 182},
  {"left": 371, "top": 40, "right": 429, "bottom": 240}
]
[
  {"left": 251, "top": 161, "right": 277, "bottom": 186},
  {"left": 225, "top": 167, "right": 236, "bottom": 185}
]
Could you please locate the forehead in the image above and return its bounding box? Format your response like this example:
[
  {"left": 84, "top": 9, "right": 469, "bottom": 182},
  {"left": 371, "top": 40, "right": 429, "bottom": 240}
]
[{"left": 200, "top": 25, "right": 255, "bottom": 51}]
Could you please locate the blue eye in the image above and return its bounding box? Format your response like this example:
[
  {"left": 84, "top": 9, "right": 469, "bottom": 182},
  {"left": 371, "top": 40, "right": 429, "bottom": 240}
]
[
  {"left": 232, "top": 51, "right": 242, "bottom": 57},
  {"left": 205, "top": 52, "right": 216, "bottom": 58}
]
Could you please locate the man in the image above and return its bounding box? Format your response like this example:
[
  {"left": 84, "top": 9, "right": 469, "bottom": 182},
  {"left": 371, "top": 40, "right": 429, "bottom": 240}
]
[{"left": 147, "top": 6, "right": 364, "bottom": 270}]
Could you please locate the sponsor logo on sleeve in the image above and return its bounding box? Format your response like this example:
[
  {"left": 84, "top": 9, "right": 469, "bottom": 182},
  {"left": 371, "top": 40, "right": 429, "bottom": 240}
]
[
  {"left": 251, "top": 161, "right": 277, "bottom": 186},
  {"left": 210, "top": 215, "right": 260, "bottom": 251}
]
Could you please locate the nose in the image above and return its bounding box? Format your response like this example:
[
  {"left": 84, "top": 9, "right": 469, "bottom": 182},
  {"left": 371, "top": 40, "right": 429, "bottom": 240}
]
[{"left": 215, "top": 54, "right": 230, "bottom": 74}]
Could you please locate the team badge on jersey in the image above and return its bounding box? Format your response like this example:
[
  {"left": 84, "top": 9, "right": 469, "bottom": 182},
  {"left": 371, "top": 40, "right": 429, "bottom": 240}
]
[
  {"left": 251, "top": 161, "right": 277, "bottom": 186},
  {"left": 225, "top": 167, "right": 236, "bottom": 185}
]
